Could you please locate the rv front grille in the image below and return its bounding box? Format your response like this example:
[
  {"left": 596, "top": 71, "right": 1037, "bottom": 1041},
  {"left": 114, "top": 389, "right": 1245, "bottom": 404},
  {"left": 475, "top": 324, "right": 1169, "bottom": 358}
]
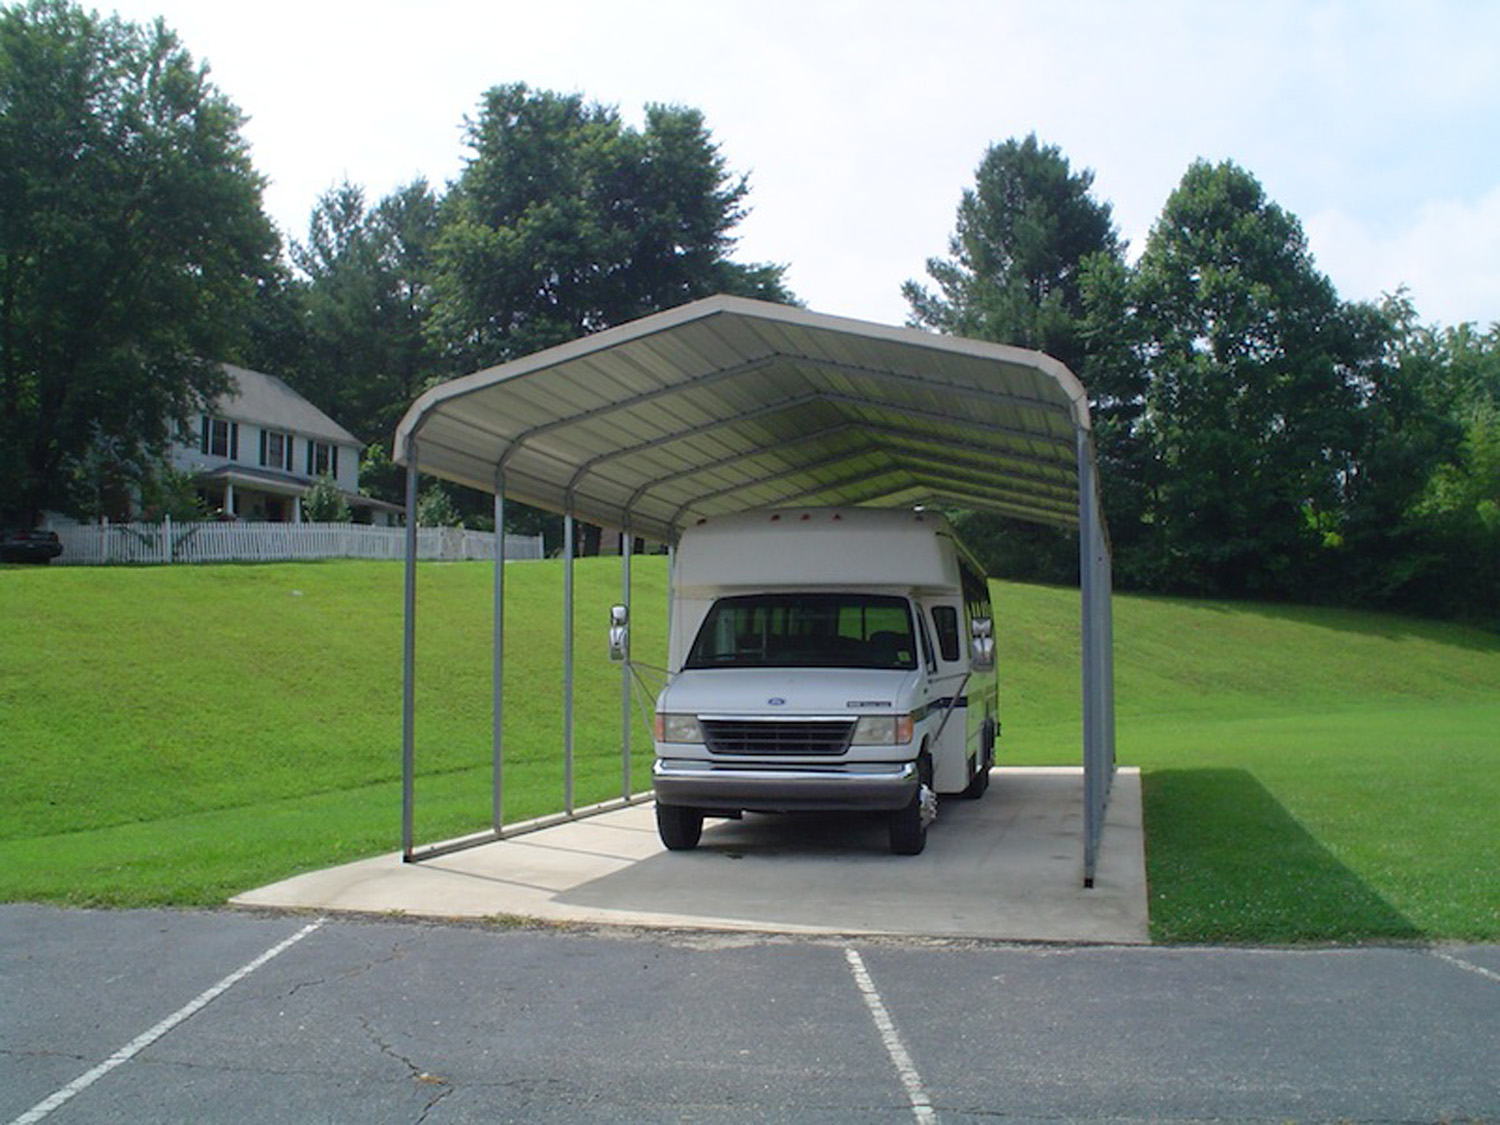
[{"left": 701, "top": 719, "right": 856, "bottom": 756}]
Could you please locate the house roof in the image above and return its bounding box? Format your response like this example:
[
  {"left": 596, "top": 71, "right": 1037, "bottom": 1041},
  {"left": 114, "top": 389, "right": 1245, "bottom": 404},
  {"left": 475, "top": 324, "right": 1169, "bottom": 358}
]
[
  {"left": 217, "top": 364, "right": 360, "bottom": 447},
  {"left": 393, "top": 295, "right": 1092, "bottom": 545}
]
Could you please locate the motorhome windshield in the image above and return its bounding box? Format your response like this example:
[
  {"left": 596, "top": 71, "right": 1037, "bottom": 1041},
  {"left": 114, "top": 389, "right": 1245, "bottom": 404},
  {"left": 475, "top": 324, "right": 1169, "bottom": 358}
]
[{"left": 685, "top": 593, "right": 917, "bottom": 670}]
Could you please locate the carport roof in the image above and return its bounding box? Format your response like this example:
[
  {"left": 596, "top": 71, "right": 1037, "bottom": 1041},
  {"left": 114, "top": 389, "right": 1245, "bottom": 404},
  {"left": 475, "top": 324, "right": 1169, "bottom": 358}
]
[{"left": 394, "top": 295, "right": 1093, "bottom": 545}]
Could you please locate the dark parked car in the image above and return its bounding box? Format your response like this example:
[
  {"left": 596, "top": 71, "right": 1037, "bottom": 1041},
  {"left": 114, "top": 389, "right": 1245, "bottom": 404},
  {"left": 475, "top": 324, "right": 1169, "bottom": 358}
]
[{"left": 1, "top": 528, "right": 63, "bottom": 564}]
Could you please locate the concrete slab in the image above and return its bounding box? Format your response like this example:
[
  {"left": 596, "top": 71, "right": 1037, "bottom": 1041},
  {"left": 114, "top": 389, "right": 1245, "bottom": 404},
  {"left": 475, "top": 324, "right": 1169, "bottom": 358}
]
[{"left": 232, "top": 766, "right": 1148, "bottom": 944}]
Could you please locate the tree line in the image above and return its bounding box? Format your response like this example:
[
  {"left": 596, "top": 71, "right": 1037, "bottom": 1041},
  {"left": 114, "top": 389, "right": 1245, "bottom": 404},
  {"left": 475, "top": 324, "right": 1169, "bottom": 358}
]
[
  {"left": 3, "top": 2, "right": 1495, "bottom": 625},
  {"left": 908, "top": 135, "right": 1497, "bottom": 625}
]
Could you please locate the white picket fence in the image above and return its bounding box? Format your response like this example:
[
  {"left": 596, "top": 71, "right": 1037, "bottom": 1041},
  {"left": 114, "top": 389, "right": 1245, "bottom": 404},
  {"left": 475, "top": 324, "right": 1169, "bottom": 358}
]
[{"left": 49, "top": 520, "right": 545, "bottom": 566}]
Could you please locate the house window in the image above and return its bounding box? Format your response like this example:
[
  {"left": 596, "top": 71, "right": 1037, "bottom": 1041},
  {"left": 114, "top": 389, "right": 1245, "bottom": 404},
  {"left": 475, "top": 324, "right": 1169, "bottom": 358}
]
[
  {"left": 261, "top": 429, "right": 292, "bottom": 471},
  {"left": 307, "top": 440, "right": 338, "bottom": 479},
  {"left": 201, "top": 416, "right": 238, "bottom": 460}
]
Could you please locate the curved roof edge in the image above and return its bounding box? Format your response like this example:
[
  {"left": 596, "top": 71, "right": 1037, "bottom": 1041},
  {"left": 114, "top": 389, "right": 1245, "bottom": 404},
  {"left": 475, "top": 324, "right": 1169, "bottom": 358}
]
[
  {"left": 395, "top": 296, "right": 1091, "bottom": 466},
  {"left": 391, "top": 295, "right": 1096, "bottom": 543}
]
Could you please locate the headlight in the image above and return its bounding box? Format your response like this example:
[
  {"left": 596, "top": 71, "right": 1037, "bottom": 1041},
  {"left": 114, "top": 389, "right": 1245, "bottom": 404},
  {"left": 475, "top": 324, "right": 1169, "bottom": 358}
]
[
  {"left": 654, "top": 713, "right": 704, "bottom": 743},
  {"left": 852, "top": 714, "right": 914, "bottom": 745}
]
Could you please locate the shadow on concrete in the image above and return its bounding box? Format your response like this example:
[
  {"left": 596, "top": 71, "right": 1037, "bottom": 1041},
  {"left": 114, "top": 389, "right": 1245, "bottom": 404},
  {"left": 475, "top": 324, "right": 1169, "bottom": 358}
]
[
  {"left": 232, "top": 768, "right": 1149, "bottom": 944},
  {"left": 549, "top": 767, "right": 1148, "bottom": 943},
  {"left": 1143, "top": 768, "right": 1421, "bottom": 943}
]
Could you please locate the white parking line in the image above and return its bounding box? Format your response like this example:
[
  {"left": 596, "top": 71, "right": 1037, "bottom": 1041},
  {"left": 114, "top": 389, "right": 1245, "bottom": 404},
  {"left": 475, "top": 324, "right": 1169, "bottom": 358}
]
[
  {"left": 844, "top": 947, "right": 937, "bottom": 1123},
  {"left": 9, "top": 917, "right": 325, "bottom": 1125},
  {"left": 1431, "top": 949, "right": 1500, "bottom": 985}
]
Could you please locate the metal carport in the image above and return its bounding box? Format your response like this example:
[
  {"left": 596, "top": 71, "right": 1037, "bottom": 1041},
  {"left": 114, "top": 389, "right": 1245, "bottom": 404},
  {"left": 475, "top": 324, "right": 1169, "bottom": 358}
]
[{"left": 392, "top": 294, "right": 1116, "bottom": 884}]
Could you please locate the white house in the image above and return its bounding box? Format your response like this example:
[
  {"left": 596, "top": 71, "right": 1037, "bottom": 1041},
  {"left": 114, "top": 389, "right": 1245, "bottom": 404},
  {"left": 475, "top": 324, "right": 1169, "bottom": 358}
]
[{"left": 170, "top": 363, "right": 398, "bottom": 523}]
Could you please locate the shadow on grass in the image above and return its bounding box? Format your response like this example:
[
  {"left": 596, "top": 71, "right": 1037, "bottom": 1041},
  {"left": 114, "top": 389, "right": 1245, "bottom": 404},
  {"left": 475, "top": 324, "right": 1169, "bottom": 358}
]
[
  {"left": 1144, "top": 768, "right": 1422, "bottom": 944},
  {"left": 1133, "top": 592, "right": 1500, "bottom": 652}
]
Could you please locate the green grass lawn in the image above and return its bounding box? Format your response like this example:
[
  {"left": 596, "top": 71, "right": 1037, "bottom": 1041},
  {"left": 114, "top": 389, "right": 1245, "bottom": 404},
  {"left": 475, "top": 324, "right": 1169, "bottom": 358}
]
[{"left": 3, "top": 557, "right": 1497, "bottom": 942}]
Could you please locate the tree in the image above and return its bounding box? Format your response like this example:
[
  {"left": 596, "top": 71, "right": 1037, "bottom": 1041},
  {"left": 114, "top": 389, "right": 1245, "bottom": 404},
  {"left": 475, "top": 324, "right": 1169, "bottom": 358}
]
[
  {"left": 1122, "top": 160, "right": 1385, "bottom": 597},
  {"left": 904, "top": 133, "right": 1123, "bottom": 372},
  {"left": 137, "top": 463, "right": 208, "bottom": 522},
  {"left": 1321, "top": 293, "right": 1454, "bottom": 608},
  {"left": 416, "top": 484, "right": 462, "bottom": 528},
  {"left": 0, "top": 0, "right": 277, "bottom": 524},
  {"left": 289, "top": 178, "right": 443, "bottom": 445},
  {"left": 428, "top": 84, "right": 793, "bottom": 372},
  {"left": 903, "top": 135, "right": 1124, "bottom": 580},
  {"left": 1340, "top": 299, "right": 1500, "bottom": 621},
  {"left": 301, "top": 471, "right": 350, "bottom": 522}
]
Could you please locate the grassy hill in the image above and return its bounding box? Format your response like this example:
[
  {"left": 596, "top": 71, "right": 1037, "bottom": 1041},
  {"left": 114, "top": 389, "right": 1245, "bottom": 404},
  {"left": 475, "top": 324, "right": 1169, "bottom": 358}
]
[{"left": 2, "top": 558, "right": 1496, "bottom": 942}]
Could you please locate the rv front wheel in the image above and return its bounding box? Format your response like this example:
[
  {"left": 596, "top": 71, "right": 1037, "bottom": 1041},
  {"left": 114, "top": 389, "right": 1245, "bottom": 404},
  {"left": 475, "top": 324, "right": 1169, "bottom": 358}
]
[
  {"left": 888, "top": 791, "right": 927, "bottom": 855},
  {"left": 656, "top": 803, "right": 704, "bottom": 850}
]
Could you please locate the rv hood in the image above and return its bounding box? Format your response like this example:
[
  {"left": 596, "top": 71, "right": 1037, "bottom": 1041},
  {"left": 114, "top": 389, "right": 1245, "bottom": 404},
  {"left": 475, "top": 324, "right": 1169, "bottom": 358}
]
[{"left": 660, "top": 666, "right": 921, "bottom": 717}]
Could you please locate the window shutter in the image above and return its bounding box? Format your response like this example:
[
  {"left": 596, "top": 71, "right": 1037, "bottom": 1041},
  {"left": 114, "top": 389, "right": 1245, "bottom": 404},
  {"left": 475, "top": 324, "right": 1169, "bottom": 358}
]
[
  {"left": 230, "top": 423, "right": 239, "bottom": 461},
  {"left": 332, "top": 446, "right": 339, "bottom": 480},
  {"left": 200, "top": 416, "right": 209, "bottom": 454},
  {"left": 285, "top": 436, "right": 294, "bottom": 471},
  {"left": 259, "top": 431, "right": 267, "bottom": 467}
]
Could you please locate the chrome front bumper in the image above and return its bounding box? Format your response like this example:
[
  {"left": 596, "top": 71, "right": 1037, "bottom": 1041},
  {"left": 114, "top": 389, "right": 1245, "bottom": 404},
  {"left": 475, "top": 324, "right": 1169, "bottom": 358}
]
[{"left": 652, "top": 758, "right": 918, "bottom": 812}]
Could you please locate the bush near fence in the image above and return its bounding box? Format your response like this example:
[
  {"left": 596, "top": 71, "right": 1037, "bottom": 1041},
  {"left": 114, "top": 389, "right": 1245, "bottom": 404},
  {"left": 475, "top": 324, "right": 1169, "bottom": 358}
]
[{"left": 48, "top": 521, "right": 545, "bottom": 565}]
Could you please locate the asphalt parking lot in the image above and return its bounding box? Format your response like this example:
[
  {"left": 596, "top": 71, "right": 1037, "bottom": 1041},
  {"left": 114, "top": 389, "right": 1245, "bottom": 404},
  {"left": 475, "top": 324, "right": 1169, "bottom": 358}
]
[{"left": 3, "top": 905, "right": 1497, "bottom": 1123}]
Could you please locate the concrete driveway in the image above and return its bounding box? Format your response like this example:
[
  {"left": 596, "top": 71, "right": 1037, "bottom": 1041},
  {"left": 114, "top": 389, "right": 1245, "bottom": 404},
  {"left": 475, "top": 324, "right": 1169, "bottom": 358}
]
[{"left": 233, "top": 766, "right": 1147, "bottom": 944}]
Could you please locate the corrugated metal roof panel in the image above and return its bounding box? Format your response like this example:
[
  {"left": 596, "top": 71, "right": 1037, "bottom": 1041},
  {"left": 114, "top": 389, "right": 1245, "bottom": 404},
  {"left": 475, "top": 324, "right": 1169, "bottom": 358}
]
[{"left": 394, "top": 295, "right": 1094, "bottom": 543}]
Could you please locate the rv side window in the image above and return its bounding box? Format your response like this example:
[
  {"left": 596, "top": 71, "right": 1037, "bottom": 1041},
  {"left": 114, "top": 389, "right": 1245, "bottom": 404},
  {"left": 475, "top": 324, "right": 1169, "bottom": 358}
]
[
  {"left": 685, "top": 593, "right": 917, "bottom": 670},
  {"left": 931, "top": 606, "right": 961, "bottom": 662},
  {"left": 960, "top": 559, "right": 993, "bottom": 625}
]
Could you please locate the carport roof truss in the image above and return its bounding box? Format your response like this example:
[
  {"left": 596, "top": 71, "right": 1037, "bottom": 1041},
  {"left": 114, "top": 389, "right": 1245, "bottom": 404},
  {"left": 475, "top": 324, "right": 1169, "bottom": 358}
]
[{"left": 394, "top": 295, "right": 1093, "bottom": 544}]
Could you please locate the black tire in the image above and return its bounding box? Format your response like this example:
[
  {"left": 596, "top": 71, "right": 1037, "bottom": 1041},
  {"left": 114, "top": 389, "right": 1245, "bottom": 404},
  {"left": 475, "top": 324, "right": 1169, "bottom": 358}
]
[
  {"left": 960, "top": 722, "right": 996, "bottom": 799},
  {"left": 961, "top": 757, "right": 990, "bottom": 799},
  {"left": 888, "top": 791, "right": 927, "bottom": 855},
  {"left": 656, "top": 803, "right": 704, "bottom": 851}
]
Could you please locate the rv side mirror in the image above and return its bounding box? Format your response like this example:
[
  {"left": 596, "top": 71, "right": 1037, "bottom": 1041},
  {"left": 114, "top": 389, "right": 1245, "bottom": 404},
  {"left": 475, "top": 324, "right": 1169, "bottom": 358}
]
[
  {"left": 608, "top": 604, "right": 629, "bottom": 662},
  {"left": 970, "top": 617, "right": 995, "bottom": 671}
]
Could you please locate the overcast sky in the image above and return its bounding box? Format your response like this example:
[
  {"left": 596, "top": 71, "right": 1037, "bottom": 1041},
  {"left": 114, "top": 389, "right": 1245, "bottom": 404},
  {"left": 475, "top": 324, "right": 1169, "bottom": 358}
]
[{"left": 102, "top": 0, "right": 1500, "bottom": 332}]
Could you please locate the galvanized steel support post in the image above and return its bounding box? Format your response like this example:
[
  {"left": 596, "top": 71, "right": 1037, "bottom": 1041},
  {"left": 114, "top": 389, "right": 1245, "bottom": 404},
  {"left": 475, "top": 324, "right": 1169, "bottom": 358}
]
[
  {"left": 492, "top": 483, "right": 506, "bottom": 833},
  {"left": 666, "top": 542, "right": 675, "bottom": 656},
  {"left": 401, "top": 445, "right": 419, "bottom": 862},
  {"left": 563, "top": 513, "right": 575, "bottom": 815},
  {"left": 1077, "top": 429, "right": 1116, "bottom": 887},
  {"left": 621, "top": 531, "right": 633, "bottom": 799}
]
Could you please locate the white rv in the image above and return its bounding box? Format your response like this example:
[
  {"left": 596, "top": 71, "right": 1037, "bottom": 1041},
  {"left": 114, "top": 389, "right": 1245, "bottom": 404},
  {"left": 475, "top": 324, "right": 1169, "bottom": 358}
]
[{"left": 633, "top": 507, "right": 998, "bottom": 855}]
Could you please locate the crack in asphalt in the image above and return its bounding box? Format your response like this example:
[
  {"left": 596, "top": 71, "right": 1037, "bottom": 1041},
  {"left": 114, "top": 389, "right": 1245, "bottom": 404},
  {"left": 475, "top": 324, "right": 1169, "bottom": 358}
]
[
  {"left": 284, "top": 940, "right": 413, "bottom": 998},
  {"left": 358, "top": 1014, "right": 455, "bottom": 1123}
]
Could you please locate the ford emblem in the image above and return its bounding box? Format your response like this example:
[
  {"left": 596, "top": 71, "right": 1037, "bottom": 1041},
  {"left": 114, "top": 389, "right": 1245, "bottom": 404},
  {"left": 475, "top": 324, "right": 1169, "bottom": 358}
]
[{"left": 768, "top": 697, "right": 786, "bottom": 706}]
